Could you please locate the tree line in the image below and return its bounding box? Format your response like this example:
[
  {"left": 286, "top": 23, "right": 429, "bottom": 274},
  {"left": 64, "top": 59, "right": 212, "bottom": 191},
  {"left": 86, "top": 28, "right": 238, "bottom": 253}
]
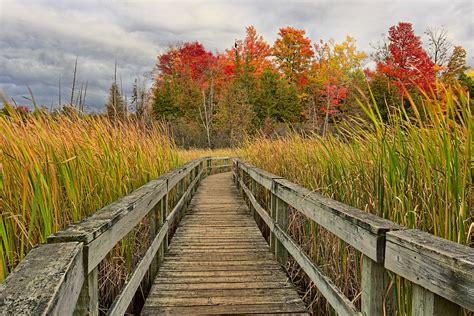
[{"left": 149, "top": 22, "right": 473, "bottom": 148}]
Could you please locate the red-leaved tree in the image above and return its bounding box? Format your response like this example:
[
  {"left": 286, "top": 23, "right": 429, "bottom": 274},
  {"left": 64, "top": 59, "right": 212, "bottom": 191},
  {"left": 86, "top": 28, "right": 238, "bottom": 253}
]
[{"left": 376, "top": 22, "right": 435, "bottom": 93}]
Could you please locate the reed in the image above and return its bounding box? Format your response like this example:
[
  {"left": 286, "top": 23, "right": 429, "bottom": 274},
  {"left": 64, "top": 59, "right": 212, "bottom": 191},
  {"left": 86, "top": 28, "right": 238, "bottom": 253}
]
[
  {"left": 0, "top": 105, "right": 184, "bottom": 281},
  {"left": 239, "top": 85, "right": 472, "bottom": 314}
]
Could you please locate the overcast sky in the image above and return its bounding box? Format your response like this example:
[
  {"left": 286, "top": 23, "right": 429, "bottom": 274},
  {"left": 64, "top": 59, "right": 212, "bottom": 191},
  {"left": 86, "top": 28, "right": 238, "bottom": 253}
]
[{"left": 1, "top": 0, "right": 473, "bottom": 111}]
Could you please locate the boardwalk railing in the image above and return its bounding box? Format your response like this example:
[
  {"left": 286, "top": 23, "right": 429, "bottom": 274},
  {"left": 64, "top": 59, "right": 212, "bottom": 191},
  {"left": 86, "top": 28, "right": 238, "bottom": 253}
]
[
  {"left": 233, "top": 158, "right": 473, "bottom": 316},
  {"left": 1, "top": 156, "right": 472, "bottom": 315},
  {"left": 0, "top": 157, "right": 231, "bottom": 315}
]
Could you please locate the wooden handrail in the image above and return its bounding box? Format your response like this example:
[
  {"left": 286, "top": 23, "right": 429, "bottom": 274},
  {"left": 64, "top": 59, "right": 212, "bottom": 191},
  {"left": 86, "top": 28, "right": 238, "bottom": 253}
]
[
  {"left": 233, "top": 158, "right": 474, "bottom": 316},
  {"left": 0, "top": 242, "right": 84, "bottom": 315},
  {"left": 0, "top": 156, "right": 231, "bottom": 315},
  {"left": 2, "top": 156, "right": 471, "bottom": 315}
]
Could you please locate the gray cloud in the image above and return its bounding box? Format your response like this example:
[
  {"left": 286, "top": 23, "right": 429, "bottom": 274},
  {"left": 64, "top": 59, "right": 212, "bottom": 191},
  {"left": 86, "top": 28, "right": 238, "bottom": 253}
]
[{"left": 1, "top": 0, "right": 473, "bottom": 111}]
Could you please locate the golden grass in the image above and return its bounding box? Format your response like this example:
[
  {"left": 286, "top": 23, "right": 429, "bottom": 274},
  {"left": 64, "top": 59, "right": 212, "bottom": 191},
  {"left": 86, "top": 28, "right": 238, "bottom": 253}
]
[{"left": 238, "top": 86, "right": 472, "bottom": 314}]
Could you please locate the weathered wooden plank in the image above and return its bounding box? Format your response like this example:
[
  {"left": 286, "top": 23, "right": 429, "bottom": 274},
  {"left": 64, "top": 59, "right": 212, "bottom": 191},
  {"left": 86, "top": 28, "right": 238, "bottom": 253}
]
[
  {"left": 149, "top": 288, "right": 301, "bottom": 298},
  {"left": 156, "top": 270, "right": 287, "bottom": 278},
  {"left": 153, "top": 274, "right": 289, "bottom": 284},
  {"left": 157, "top": 264, "right": 283, "bottom": 272},
  {"left": 107, "top": 220, "right": 169, "bottom": 315},
  {"left": 163, "top": 253, "right": 276, "bottom": 261},
  {"left": 167, "top": 249, "right": 271, "bottom": 255},
  {"left": 146, "top": 294, "right": 304, "bottom": 306},
  {"left": 274, "top": 179, "right": 396, "bottom": 263},
  {"left": 385, "top": 229, "right": 473, "bottom": 310},
  {"left": 361, "top": 255, "right": 388, "bottom": 316},
  {"left": 74, "top": 266, "right": 98, "bottom": 315},
  {"left": 48, "top": 179, "right": 167, "bottom": 245},
  {"left": 236, "top": 160, "right": 401, "bottom": 262},
  {"left": 169, "top": 246, "right": 270, "bottom": 251},
  {"left": 0, "top": 242, "right": 84, "bottom": 315},
  {"left": 411, "top": 283, "right": 461, "bottom": 316},
  {"left": 151, "top": 281, "right": 293, "bottom": 291},
  {"left": 239, "top": 178, "right": 361, "bottom": 316},
  {"left": 235, "top": 158, "right": 284, "bottom": 190},
  {"left": 141, "top": 303, "right": 308, "bottom": 315},
  {"left": 84, "top": 169, "right": 201, "bottom": 272},
  {"left": 143, "top": 172, "right": 306, "bottom": 314}
]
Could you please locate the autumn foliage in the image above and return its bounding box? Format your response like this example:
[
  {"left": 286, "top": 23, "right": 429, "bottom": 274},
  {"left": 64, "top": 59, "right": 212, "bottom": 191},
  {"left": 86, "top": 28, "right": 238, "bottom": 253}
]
[
  {"left": 376, "top": 22, "right": 436, "bottom": 92},
  {"left": 151, "top": 22, "right": 470, "bottom": 147}
]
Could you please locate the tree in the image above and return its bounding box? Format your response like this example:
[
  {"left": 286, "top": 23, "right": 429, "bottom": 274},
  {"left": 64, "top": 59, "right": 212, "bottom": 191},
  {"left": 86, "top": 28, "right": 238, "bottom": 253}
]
[
  {"left": 424, "top": 26, "right": 452, "bottom": 67},
  {"left": 370, "top": 34, "right": 390, "bottom": 63},
  {"left": 311, "top": 36, "right": 366, "bottom": 132},
  {"left": 240, "top": 26, "right": 272, "bottom": 77},
  {"left": 443, "top": 46, "right": 468, "bottom": 82},
  {"left": 215, "top": 78, "right": 254, "bottom": 147},
  {"left": 376, "top": 22, "right": 435, "bottom": 93},
  {"left": 152, "top": 78, "right": 180, "bottom": 120},
  {"left": 254, "top": 68, "right": 301, "bottom": 124},
  {"left": 459, "top": 72, "right": 474, "bottom": 97},
  {"left": 106, "top": 82, "right": 126, "bottom": 120},
  {"left": 131, "top": 77, "right": 146, "bottom": 119},
  {"left": 273, "top": 27, "right": 314, "bottom": 85}
]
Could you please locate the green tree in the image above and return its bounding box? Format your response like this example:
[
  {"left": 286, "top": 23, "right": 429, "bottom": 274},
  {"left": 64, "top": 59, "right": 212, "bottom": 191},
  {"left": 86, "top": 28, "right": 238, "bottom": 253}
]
[
  {"left": 152, "top": 78, "right": 180, "bottom": 120},
  {"left": 254, "top": 68, "right": 301, "bottom": 124},
  {"left": 443, "top": 46, "right": 468, "bottom": 82},
  {"left": 106, "top": 82, "right": 126, "bottom": 120}
]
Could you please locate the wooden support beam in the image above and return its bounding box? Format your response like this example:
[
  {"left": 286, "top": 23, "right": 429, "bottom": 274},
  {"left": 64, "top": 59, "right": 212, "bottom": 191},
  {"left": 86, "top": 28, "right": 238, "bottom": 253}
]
[
  {"left": 75, "top": 266, "right": 98, "bottom": 316},
  {"left": 361, "top": 255, "right": 387, "bottom": 316},
  {"left": 412, "top": 284, "right": 460, "bottom": 316},
  {"left": 274, "top": 194, "right": 288, "bottom": 266}
]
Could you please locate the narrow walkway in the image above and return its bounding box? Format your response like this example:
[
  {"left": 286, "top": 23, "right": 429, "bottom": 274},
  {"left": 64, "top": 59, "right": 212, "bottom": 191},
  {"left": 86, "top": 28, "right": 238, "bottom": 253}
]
[{"left": 142, "top": 172, "right": 308, "bottom": 315}]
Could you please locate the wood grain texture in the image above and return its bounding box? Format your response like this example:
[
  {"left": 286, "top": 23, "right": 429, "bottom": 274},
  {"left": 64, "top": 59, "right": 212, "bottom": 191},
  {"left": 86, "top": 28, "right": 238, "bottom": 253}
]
[
  {"left": 0, "top": 242, "right": 84, "bottom": 315},
  {"left": 235, "top": 158, "right": 401, "bottom": 263},
  {"left": 385, "top": 229, "right": 473, "bottom": 311},
  {"left": 142, "top": 172, "right": 308, "bottom": 315},
  {"left": 238, "top": 177, "right": 360, "bottom": 316}
]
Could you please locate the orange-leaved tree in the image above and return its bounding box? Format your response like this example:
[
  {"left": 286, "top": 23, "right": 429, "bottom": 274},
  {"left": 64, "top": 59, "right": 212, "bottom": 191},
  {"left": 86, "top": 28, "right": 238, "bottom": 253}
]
[{"left": 273, "top": 26, "right": 314, "bottom": 86}]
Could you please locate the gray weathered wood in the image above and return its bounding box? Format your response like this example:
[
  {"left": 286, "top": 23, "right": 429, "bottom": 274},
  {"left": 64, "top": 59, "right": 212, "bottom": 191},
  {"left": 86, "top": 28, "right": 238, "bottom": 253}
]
[
  {"left": 48, "top": 178, "right": 167, "bottom": 245},
  {"left": 412, "top": 283, "right": 461, "bottom": 316},
  {"left": 385, "top": 229, "right": 473, "bottom": 310},
  {"left": 361, "top": 255, "right": 387, "bottom": 316},
  {"left": 161, "top": 194, "right": 169, "bottom": 254},
  {"left": 272, "top": 178, "right": 400, "bottom": 263},
  {"left": 48, "top": 178, "right": 167, "bottom": 272},
  {"left": 239, "top": 178, "right": 360, "bottom": 316},
  {"left": 108, "top": 218, "right": 170, "bottom": 315},
  {"left": 274, "top": 194, "right": 289, "bottom": 265},
  {"left": 74, "top": 266, "right": 98, "bottom": 316},
  {"left": 237, "top": 159, "right": 283, "bottom": 190},
  {"left": 235, "top": 159, "right": 400, "bottom": 263},
  {"left": 48, "top": 162, "right": 203, "bottom": 272},
  {"left": 0, "top": 242, "right": 84, "bottom": 315},
  {"left": 142, "top": 172, "right": 307, "bottom": 315}
]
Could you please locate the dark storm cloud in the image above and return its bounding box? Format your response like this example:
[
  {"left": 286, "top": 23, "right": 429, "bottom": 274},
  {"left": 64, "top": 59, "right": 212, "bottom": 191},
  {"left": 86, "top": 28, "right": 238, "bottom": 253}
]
[{"left": 0, "top": 0, "right": 473, "bottom": 111}]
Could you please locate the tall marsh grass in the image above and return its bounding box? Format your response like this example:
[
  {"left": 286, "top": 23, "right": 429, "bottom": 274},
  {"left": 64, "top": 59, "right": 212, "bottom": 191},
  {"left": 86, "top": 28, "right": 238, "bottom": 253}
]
[
  {"left": 239, "top": 86, "right": 472, "bottom": 314},
  {"left": 0, "top": 106, "right": 185, "bottom": 281}
]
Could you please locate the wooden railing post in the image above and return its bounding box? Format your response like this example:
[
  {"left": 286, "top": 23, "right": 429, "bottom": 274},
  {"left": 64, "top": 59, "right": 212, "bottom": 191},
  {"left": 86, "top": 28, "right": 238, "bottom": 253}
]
[
  {"left": 412, "top": 283, "right": 460, "bottom": 316},
  {"left": 238, "top": 165, "right": 243, "bottom": 196},
  {"left": 148, "top": 200, "right": 160, "bottom": 284},
  {"left": 162, "top": 190, "right": 169, "bottom": 253},
  {"left": 74, "top": 266, "right": 98, "bottom": 316},
  {"left": 177, "top": 178, "right": 184, "bottom": 220},
  {"left": 270, "top": 192, "right": 277, "bottom": 255},
  {"left": 274, "top": 195, "right": 288, "bottom": 265},
  {"left": 250, "top": 177, "right": 257, "bottom": 220},
  {"left": 361, "top": 255, "right": 386, "bottom": 316}
]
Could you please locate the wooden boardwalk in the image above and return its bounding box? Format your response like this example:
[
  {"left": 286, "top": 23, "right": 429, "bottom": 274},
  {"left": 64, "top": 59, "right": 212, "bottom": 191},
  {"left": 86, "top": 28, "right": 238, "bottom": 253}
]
[
  {"left": 4, "top": 158, "right": 471, "bottom": 316},
  {"left": 142, "top": 172, "right": 308, "bottom": 315}
]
